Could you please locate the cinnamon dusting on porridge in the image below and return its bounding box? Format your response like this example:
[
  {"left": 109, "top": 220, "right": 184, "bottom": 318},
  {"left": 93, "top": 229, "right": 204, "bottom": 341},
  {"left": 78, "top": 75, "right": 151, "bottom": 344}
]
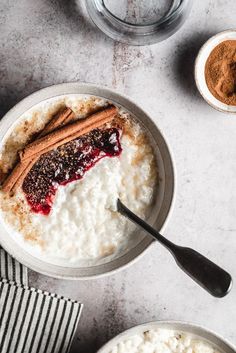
[{"left": 0, "top": 95, "right": 158, "bottom": 262}]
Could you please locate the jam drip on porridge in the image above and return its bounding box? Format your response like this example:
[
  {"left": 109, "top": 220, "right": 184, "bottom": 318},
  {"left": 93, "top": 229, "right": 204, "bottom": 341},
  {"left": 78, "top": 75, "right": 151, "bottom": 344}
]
[{"left": 22, "top": 128, "right": 122, "bottom": 215}]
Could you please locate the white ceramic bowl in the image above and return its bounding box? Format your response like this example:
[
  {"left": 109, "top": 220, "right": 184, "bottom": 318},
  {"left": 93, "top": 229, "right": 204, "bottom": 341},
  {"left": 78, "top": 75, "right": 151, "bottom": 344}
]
[
  {"left": 97, "top": 321, "right": 236, "bottom": 353},
  {"left": 0, "top": 83, "right": 175, "bottom": 279},
  {"left": 195, "top": 29, "right": 236, "bottom": 113}
]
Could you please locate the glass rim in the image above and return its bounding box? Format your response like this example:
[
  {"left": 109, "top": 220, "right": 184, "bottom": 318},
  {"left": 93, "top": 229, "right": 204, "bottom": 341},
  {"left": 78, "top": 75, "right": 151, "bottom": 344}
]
[{"left": 96, "top": 0, "right": 190, "bottom": 29}]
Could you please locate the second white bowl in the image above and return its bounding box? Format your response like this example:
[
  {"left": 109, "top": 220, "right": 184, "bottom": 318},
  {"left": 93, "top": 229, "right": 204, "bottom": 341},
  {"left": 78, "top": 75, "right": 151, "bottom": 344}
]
[{"left": 97, "top": 321, "right": 236, "bottom": 353}]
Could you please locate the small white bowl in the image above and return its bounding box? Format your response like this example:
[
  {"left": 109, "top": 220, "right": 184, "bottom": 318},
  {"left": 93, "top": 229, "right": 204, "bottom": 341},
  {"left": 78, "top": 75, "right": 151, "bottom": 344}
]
[
  {"left": 97, "top": 321, "right": 236, "bottom": 353},
  {"left": 195, "top": 29, "right": 236, "bottom": 113}
]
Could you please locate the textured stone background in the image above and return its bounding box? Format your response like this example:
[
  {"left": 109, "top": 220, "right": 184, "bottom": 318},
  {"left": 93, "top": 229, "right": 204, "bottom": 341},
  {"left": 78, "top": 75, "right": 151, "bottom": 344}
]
[{"left": 1, "top": 1, "right": 236, "bottom": 352}]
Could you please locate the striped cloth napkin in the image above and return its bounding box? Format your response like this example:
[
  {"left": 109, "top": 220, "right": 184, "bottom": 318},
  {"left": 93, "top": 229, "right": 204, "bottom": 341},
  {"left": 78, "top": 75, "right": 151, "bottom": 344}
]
[
  {"left": 0, "top": 248, "right": 82, "bottom": 353},
  {"left": 0, "top": 248, "right": 28, "bottom": 285}
]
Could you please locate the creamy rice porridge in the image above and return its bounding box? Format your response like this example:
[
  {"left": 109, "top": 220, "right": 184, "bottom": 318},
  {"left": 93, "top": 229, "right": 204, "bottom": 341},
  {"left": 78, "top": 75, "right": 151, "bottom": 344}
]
[
  {"left": 109, "top": 329, "right": 222, "bottom": 353},
  {"left": 0, "top": 95, "right": 158, "bottom": 263}
]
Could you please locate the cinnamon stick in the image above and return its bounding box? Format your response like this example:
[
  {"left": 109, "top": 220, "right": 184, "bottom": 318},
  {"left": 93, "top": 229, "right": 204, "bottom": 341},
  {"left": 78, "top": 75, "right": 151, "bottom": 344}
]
[
  {"left": 2, "top": 161, "right": 29, "bottom": 193},
  {"left": 2, "top": 105, "right": 117, "bottom": 193},
  {"left": 20, "top": 105, "right": 117, "bottom": 161},
  {"left": 40, "top": 107, "right": 75, "bottom": 137},
  {"left": 2, "top": 107, "right": 75, "bottom": 193},
  {"left": 12, "top": 156, "right": 40, "bottom": 193}
]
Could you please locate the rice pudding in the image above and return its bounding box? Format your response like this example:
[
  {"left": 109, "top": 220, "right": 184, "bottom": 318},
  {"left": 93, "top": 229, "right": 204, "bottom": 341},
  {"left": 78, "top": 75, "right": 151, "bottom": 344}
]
[
  {"left": 0, "top": 95, "right": 158, "bottom": 263},
  {"left": 109, "top": 329, "right": 222, "bottom": 353}
]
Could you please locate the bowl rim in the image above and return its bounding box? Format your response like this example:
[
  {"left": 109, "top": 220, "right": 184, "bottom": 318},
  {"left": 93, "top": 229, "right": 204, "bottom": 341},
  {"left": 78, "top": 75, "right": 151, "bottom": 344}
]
[
  {"left": 96, "top": 320, "right": 236, "bottom": 353},
  {"left": 0, "top": 82, "right": 176, "bottom": 279},
  {"left": 194, "top": 29, "right": 236, "bottom": 114}
]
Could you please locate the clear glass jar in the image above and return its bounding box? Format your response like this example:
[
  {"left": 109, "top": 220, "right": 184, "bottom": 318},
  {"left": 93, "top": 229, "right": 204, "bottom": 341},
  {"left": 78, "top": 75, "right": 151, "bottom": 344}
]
[{"left": 85, "top": 0, "right": 192, "bottom": 46}]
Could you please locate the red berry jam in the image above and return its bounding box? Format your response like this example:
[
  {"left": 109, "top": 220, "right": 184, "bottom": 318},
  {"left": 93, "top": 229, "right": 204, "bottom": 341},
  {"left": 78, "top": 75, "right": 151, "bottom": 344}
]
[{"left": 22, "top": 128, "right": 122, "bottom": 215}]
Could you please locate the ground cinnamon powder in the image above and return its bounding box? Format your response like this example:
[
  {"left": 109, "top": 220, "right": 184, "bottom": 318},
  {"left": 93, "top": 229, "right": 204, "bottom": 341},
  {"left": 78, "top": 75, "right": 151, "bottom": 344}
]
[{"left": 205, "top": 40, "right": 236, "bottom": 105}]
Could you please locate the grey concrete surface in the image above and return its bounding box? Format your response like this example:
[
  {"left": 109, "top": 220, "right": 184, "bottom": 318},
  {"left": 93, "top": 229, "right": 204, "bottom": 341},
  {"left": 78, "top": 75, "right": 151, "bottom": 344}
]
[{"left": 1, "top": 1, "right": 236, "bottom": 352}]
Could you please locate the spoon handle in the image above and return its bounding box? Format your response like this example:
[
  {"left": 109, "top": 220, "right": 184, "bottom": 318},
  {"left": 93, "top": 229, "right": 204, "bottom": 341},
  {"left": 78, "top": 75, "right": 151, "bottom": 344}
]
[
  {"left": 117, "top": 199, "right": 232, "bottom": 297},
  {"left": 170, "top": 246, "right": 232, "bottom": 297}
]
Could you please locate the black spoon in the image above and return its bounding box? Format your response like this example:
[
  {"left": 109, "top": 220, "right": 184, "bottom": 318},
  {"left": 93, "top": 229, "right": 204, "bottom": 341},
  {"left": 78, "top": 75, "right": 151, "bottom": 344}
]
[{"left": 117, "top": 199, "right": 232, "bottom": 297}]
